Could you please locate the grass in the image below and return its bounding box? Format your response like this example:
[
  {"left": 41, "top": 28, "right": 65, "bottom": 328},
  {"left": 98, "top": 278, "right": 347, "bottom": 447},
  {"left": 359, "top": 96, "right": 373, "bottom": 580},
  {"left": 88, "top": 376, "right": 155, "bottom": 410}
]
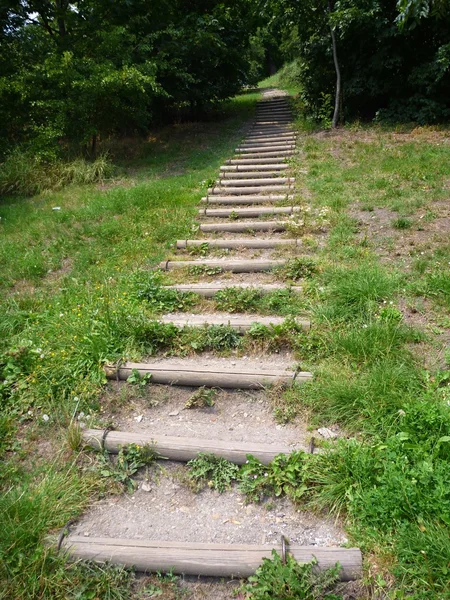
[
  {"left": 2, "top": 78, "right": 450, "bottom": 599},
  {"left": 267, "top": 116, "right": 450, "bottom": 598},
  {"left": 0, "top": 90, "right": 260, "bottom": 599}
]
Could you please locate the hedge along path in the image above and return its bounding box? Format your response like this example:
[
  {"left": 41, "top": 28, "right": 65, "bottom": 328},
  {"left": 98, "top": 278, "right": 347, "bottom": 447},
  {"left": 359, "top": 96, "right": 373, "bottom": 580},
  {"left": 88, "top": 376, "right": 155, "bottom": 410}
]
[{"left": 63, "top": 89, "right": 362, "bottom": 584}]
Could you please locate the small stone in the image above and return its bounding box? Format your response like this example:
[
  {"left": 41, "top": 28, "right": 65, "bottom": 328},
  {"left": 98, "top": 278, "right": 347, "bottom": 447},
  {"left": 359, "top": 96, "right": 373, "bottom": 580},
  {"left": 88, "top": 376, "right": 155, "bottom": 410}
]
[
  {"left": 243, "top": 412, "right": 248, "bottom": 418},
  {"left": 277, "top": 512, "right": 285, "bottom": 518},
  {"left": 42, "top": 414, "right": 49, "bottom": 422},
  {"left": 52, "top": 207, "right": 61, "bottom": 211},
  {"left": 84, "top": 532, "right": 90, "bottom": 537},
  {"left": 317, "top": 427, "right": 337, "bottom": 439},
  {"left": 134, "top": 415, "right": 144, "bottom": 423},
  {"left": 141, "top": 482, "right": 152, "bottom": 492},
  {"left": 168, "top": 411, "right": 179, "bottom": 417}
]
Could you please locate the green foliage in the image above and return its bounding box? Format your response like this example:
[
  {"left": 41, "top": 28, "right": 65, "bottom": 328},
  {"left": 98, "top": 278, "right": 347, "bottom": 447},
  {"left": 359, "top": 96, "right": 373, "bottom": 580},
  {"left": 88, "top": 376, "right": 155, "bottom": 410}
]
[
  {"left": 188, "top": 264, "right": 224, "bottom": 276},
  {"left": 241, "top": 550, "right": 342, "bottom": 600},
  {"left": 392, "top": 217, "right": 413, "bottom": 229},
  {"left": 137, "top": 279, "right": 196, "bottom": 313},
  {"left": 97, "top": 443, "right": 158, "bottom": 493},
  {"left": 0, "top": 150, "right": 114, "bottom": 196},
  {"left": 214, "top": 287, "right": 262, "bottom": 312},
  {"left": 185, "top": 386, "right": 216, "bottom": 409},
  {"left": 0, "top": 0, "right": 260, "bottom": 159},
  {"left": 239, "top": 452, "right": 307, "bottom": 503},
  {"left": 277, "top": 258, "right": 318, "bottom": 281},
  {"left": 126, "top": 369, "right": 152, "bottom": 387},
  {"left": 187, "top": 452, "right": 240, "bottom": 493}
]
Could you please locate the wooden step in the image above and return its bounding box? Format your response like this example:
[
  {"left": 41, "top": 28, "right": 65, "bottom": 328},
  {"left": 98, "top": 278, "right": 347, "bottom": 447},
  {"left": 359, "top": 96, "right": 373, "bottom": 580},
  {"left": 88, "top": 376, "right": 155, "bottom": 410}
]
[
  {"left": 105, "top": 360, "right": 306, "bottom": 388},
  {"left": 159, "top": 258, "right": 285, "bottom": 272},
  {"left": 245, "top": 131, "right": 295, "bottom": 139},
  {"left": 200, "top": 220, "right": 289, "bottom": 232},
  {"left": 220, "top": 171, "right": 289, "bottom": 179},
  {"left": 236, "top": 145, "right": 294, "bottom": 153},
  {"left": 239, "top": 141, "right": 295, "bottom": 148},
  {"left": 254, "top": 119, "right": 292, "bottom": 125},
  {"left": 82, "top": 428, "right": 294, "bottom": 465},
  {"left": 176, "top": 238, "right": 300, "bottom": 249},
  {"left": 62, "top": 537, "right": 362, "bottom": 581},
  {"left": 162, "top": 283, "right": 303, "bottom": 297},
  {"left": 220, "top": 164, "right": 289, "bottom": 171},
  {"left": 199, "top": 206, "right": 299, "bottom": 218},
  {"left": 234, "top": 150, "right": 294, "bottom": 159},
  {"left": 201, "top": 195, "right": 292, "bottom": 205},
  {"left": 158, "top": 313, "right": 309, "bottom": 332},
  {"left": 208, "top": 185, "right": 292, "bottom": 195},
  {"left": 227, "top": 158, "right": 291, "bottom": 165},
  {"left": 215, "top": 177, "right": 295, "bottom": 186}
]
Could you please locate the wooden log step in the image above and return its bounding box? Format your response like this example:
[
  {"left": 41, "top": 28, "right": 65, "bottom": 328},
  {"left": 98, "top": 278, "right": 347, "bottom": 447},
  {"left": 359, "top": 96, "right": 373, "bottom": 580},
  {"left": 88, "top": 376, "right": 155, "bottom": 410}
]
[
  {"left": 105, "top": 360, "right": 306, "bottom": 388},
  {"left": 176, "top": 238, "right": 300, "bottom": 249},
  {"left": 207, "top": 185, "right": 292, "bottom": 195},
  {"left": 62, "top": 537, "right": 362, "bottom": 581},
  {"left": 227, "top": 157, "right": 290, "bottom": 165},
  {"left": 200, "top": 195, "right": 292, "bottom": 205},
  {"left": 236, "top": 145, "right": 294, "bottom": 153},
  {"left": 199, "top": 206, "right": 300, "bottom": 218},
  {"left": 239, "top": 141, "right": 295, "bottom": 148},
  {"left": 256, "top": 111, "right": 291, "bottom": 117},
  {"left": 249, "top": 128, "right": 294, "bottom": 135},
  {"left": 254, "top": 119, "right": 292, "bottom": 124},
  {"left": 200, "top": 220, "right": 289, "bottom": 232},
  {"left": 215, "top": 177, "right": 295, "bottom": 186},
  {"left": 220, "top": 171, "right": 289, "bottom": 179},
  {"left": 162, "top": 283, "right": 303, "bottom": 297},
  {"left": 158, "top": 313, "right": 309, "bottom": 333},
  {"left": 234, "top": 150, "right": 294, "bottom": 159},
  {"left": 245, "top": 131, "right": 295, "bottom": 138},
  {"left": 159, "top": 259, "right": 285, "bottom": 272},
  {"left": 220, "top": 164, "right": 289, "bottom": 171},
  {"left": 82, "top": 428, "right": 293, "bottom": 465},
  {"left": 200, "top": 198, "right": 285, "bottom": 205}
]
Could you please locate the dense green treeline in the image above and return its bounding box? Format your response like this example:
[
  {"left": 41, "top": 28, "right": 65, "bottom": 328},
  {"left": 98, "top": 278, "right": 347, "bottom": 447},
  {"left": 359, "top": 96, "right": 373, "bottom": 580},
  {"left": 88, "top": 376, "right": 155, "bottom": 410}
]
[
  {"left": 1, "top": 0, "right": 450, "bottom": 175},
  {"left": 268, "top": 0, "right": 450, "bottom": 124},
  {"left": 0, "top": 0, "right": 260, "bottom": 159}
]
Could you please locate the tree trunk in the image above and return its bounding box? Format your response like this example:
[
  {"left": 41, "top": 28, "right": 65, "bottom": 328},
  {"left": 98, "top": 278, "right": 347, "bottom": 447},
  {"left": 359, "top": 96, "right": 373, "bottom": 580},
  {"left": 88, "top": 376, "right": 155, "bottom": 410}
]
[{"left": 328, "top": 0, "right": 341, "bottom": 128}]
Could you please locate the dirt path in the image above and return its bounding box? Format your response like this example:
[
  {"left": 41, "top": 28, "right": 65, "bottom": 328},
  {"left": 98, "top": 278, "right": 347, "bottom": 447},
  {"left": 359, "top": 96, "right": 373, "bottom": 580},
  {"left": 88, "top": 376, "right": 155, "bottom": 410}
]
[{"left": 64, "top": 89, "right": 361, "bottom": 598}]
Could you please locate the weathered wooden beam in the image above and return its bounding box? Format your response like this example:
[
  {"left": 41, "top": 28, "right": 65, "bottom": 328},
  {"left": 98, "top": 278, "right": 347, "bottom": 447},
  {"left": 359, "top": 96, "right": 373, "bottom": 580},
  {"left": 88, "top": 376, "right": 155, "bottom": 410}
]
[
  {"left": 162, "top": 283, "right": 303, "bottom": 297},
  {"left": 226, "top": 158, "right": 290, "bottom": 165},
  {"left": 234, "top": 150, "right": 294, "bottom": 159},
  {"left": 220, "top": 171, "right": 288, "bottom": 179},
  {"left": 159, "top": 259, "right": 285, "bottom": 272},
  {"left": 62, "top": 537, "right": 362, "bottom": 581},
  {"left": 104, "top": 361, "right": 305, "bottom": 388},
  {"left": 207, "top": 185, "right": 292, "bottom": 195},
  {"left": 82, "top": 428, "right": 293, "bottom": 464},
  {"left": 201, "top": 195, "right": 292, "bottom": 205},
  {"left": 220, "top": 164, "right": 289, "bottom": 171},
  {"left": 176, "top": 238, "right": 299, "bottom": 249},
  {"left": 198, "top": 206, "right": 299, "bottom": 218},
  {"left": 200, "top": 220, "right": 288, "bottom": 232},
  {"left": 236, "top": 145, "right": 294, "bottom": 153},
  {"left": 216, "top": 177, "right": 295, "bottom": 186}
]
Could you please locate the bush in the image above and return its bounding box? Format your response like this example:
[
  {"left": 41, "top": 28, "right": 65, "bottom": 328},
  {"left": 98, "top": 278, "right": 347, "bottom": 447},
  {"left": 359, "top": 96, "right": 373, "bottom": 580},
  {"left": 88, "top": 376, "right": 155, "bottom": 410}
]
[{"left": 0, "top": 150, "right": 114, "bottom": 197}]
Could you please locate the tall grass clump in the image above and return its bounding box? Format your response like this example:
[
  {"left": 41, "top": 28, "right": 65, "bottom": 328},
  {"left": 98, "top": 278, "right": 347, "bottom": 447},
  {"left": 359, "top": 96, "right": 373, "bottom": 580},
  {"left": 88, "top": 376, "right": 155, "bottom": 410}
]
[{"left": 0, "top": 150, "right": 114, "bottom": 197}]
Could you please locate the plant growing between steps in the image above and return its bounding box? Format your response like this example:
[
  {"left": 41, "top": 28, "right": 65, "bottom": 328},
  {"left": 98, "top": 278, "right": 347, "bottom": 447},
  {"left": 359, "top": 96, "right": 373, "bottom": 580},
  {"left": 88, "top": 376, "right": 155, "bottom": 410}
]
[
  {"left": 184, "top": 386, "right": 216, "bottom": 408},
  {"left": 187, "top": 452, "right": 240, "bottom": 493},
  {"left": 240, "top": 550, "right": 342, "bottom": 600},
  {"left": 97, "top": 443, "right": 159, "bottom": 493}
]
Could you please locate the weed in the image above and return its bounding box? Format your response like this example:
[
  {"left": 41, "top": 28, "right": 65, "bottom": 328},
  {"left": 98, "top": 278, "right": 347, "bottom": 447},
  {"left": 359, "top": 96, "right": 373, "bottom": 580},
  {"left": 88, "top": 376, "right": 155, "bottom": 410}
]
[
  {"left": 214, "top": 287, "right": 262, "bottom": 312},
  {"left": 137, "top": 282, "right": 196, "bottom": 312},
  {"left": 185, "top": 386, "right": 216, "bottom": 409},
  {"left": 188, "top": 264, "right": 223, "bottom": 276},
  {"left": 127, "top": 368, "right": 152, "bottom": 387},
  {"left": 392, "top": 217, "right": 413, "bottom": 229},
  {"left": 240, "top": 550, "right": 342, "bottom": 600},
  {"left": 276, "top": 257, "right": 317, "bottom": 281},
  {"left": 187, "top": 452, "right": 239, "bottom": 493},
  {"left": 239, "top": 452, "right": 306, "bottom": 503},
  {"left": 188, "top": 242, "right": 210, "bottom": 257},
  {"left": 67, "top": 421, "right": 83, "bottom": 451},
  {"left": 97, "top": 443, "right": 159, "bottom": 492}
]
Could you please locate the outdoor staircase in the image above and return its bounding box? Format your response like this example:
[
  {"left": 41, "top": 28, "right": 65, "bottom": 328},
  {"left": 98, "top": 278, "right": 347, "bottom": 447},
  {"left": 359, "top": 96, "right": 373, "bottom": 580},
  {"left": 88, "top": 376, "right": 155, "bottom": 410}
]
[{"left": 61, "top": 90, "right": 362, "bottom": 585}]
